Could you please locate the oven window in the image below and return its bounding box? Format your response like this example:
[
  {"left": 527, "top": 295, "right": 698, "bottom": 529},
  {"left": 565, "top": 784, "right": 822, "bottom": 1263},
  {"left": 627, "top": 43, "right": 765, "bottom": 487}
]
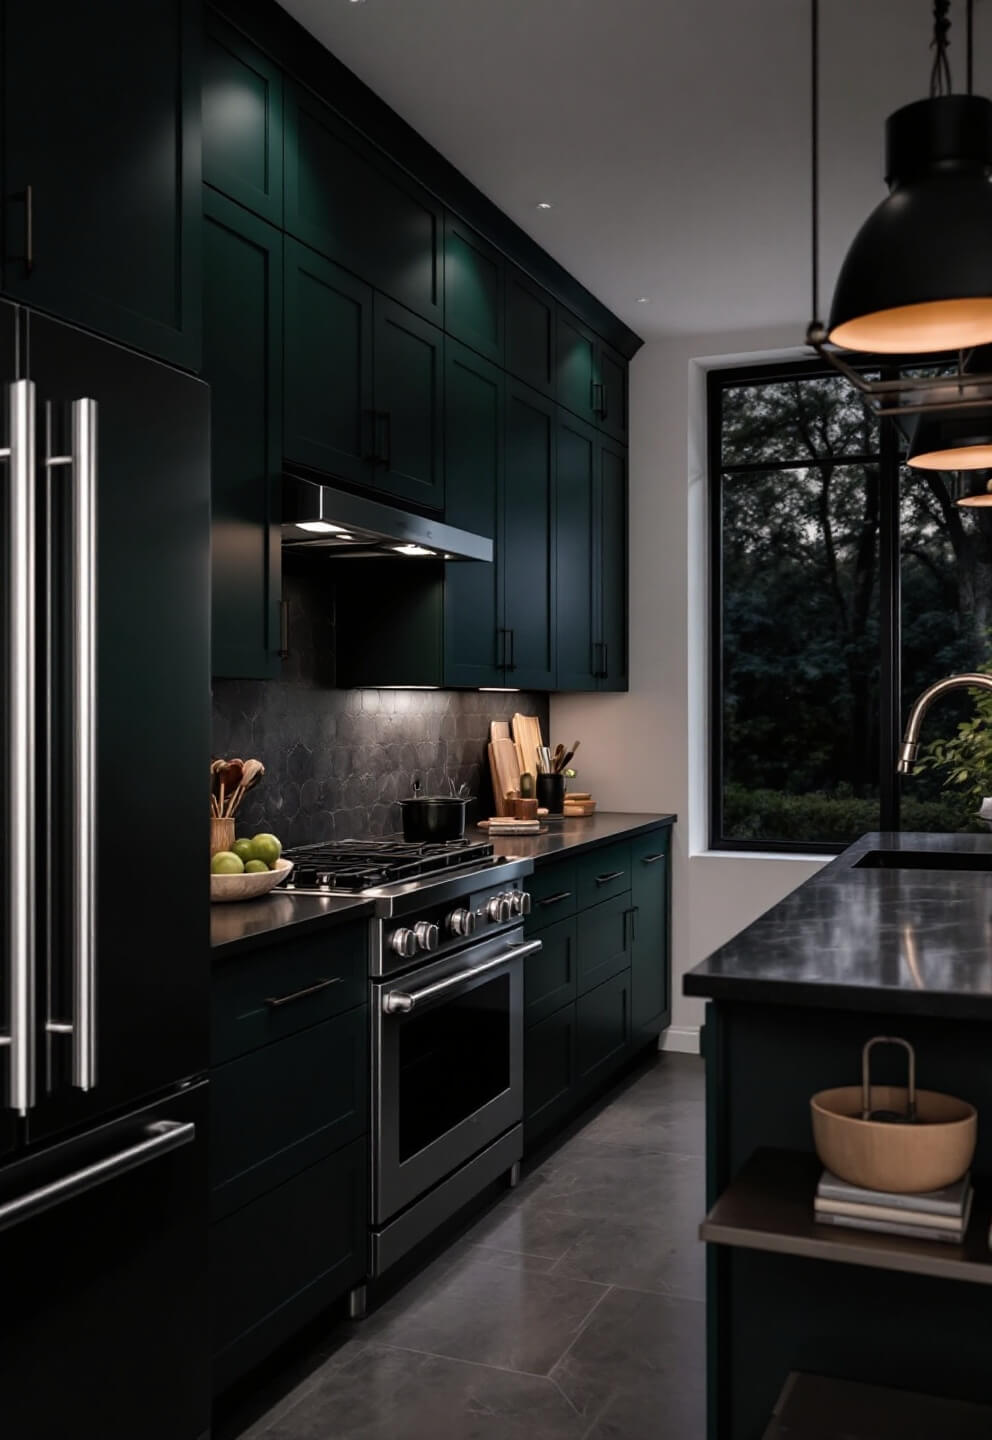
[{"left": 398, "top": 973, "right": 510, "bottom": 1162}]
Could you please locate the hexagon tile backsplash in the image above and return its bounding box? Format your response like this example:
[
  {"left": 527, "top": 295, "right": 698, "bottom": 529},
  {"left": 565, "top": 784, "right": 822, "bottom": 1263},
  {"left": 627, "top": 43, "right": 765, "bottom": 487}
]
[{"left": 211, "top": 683, "right": 551, "bottom": 848}]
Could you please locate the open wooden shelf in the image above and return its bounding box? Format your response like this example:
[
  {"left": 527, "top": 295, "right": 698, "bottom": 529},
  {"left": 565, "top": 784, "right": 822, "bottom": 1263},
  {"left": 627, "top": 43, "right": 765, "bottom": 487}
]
[
  {"left": 762, "top": 1371, "right": 992, "bottom": 1439},
  {"left": 701, "top": 1148, "right": 992, "bottom": 1288}
]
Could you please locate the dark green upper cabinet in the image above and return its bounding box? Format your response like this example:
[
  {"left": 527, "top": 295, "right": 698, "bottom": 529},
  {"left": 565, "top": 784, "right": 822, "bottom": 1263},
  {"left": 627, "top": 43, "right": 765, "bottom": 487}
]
[
  {"left": 556, "top": 309, "right": 600, "bottom": 426},
  {"left": 556, "top": 413, "right": 598, "bottom": 692},
  {"left": 507, "top": 267, "right": 555, "bottom": 398},
  {"left": 2, "top": 0, "right": 201, "bottom": 370},
  {"left": 443, "top": 341, "right": 504, "bottom": 687},
  {"left": 284, "top": 84, "right": 441, "bottom": 325},
  {"left": 203, "top": 191, "right": 282, "bottom": 679},
  {"left": 284, "top": 238, "right": 375, "bottom": 488},
  {"left": 443, "top": 214, "right": 504, "bottom": 365},
  {"left": 203, "top": 12, "right": 283, "bottom": 225},
  {"left": 504, "top": 381, "right": 556, "bottom": 690},
  {"left": 373, "top": 297, "right": 444, "bottom": 511},
  {"left": 598, "top": 341, "right": 628, "bottom": 443},
  {"left": 598, "top": 437, "right": 628, "bottom": 691}
]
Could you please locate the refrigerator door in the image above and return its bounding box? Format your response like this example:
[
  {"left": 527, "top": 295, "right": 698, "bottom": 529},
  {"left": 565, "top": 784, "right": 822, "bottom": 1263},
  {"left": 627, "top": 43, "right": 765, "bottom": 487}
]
[
  {"left": 0, "top": 298, "right": 26, "bottom": 1158},
  {"left": 0, "top": 1080, "right": 209, "bottom": 1440},
  {"left": 25, "top": 313, "right": 210, "bottom": 1142}
]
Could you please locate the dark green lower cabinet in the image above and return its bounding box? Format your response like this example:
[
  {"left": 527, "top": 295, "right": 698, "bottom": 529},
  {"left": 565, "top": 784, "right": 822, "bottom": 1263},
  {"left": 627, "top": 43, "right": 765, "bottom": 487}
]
[
  {"left": 630, "top": 830, "right": 671, "bottom": 1037},
  {"left": 524, "top": 1003, "right": 576, "bottom": 1143},
  {"left": 211, "top": 1137, "right": 367, "bottom": 1394},
  {"left": 522, "top": 831, "right": 671, "bottom": 1151},
  {"left": 203, "top": 190, "right": 282, "bottom": 679},
  {"left": 576, "top": 970, "right": 631, "bottom": 1089}
]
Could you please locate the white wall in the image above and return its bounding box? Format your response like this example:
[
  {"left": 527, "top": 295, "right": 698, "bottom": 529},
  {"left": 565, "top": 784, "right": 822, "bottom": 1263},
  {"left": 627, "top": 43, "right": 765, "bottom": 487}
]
[{"left": 552, "top": 326, "right": 828, "bottom": 1051}]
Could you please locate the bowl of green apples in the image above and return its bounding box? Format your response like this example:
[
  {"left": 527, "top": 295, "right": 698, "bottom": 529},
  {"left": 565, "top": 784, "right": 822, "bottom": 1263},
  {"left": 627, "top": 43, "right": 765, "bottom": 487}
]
[{"left": 210, "top": 833, "right": 292, "bottom": 902}]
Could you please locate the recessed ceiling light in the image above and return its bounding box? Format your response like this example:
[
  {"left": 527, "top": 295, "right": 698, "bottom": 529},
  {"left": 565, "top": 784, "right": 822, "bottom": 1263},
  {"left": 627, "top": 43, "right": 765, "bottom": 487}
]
[
  {"left": 536, "top": 202, "right": 553, "bottom": 211},
  {"left": 636, "top": 296, "right": 651, "bottom": 304}
]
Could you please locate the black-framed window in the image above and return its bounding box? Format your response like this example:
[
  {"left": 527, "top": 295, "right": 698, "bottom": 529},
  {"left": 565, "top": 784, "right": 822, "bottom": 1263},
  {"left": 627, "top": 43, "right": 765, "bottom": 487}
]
[{"left": 709, "top": 359, "right": 992, "bottom": 853}]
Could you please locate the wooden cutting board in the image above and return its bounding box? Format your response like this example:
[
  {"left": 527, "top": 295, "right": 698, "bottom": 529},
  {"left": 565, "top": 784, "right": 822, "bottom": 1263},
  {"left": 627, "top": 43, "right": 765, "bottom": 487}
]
[
  {"left": 490, "top": 720, "right": 510, "bottom": 742},
  {"left": 512, "top": 713, "right": 544, "bottom": 778},
  {"left": 489, "top": 738, "right": 521, "bottom": 817},
  {"left": 563, "top": 800, "right": 596, "bottom": 817}
]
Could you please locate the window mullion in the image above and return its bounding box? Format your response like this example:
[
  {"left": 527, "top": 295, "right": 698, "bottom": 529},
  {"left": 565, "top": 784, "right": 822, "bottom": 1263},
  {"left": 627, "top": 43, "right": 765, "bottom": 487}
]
[{"left": 878, "top": 373, "right": 902, "bottom": 832}]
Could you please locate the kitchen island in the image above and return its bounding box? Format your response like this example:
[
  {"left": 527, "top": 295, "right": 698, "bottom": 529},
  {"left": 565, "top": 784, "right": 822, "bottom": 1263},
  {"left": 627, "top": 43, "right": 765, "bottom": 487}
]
[{"left": 685, "top": 832, "right": 992, "bottom": 1439}]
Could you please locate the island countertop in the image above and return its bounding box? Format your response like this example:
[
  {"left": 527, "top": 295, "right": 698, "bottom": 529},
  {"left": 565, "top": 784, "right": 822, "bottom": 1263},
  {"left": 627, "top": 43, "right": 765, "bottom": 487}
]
[{"left": 684, "top": 831, "right": 992, "bottom": 1021}]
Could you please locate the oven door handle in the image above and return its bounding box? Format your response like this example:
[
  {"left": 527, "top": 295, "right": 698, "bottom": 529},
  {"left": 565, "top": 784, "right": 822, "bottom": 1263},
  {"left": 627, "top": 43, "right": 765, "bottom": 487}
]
[{"left": 382, "top": 938, "right": 543, "bottom": 1015}]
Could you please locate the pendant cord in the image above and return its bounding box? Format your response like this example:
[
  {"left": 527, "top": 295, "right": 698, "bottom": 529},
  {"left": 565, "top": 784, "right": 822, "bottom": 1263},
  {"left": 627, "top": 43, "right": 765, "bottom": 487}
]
[
  {"left": 810, "top": 0, "right": 820, "bottom": 331},
  {"left": 930, "top": 0, "right": 953, "bottom": 97},
  {"left": 967, "top": 0, "right": 974, "bottom": 94}
]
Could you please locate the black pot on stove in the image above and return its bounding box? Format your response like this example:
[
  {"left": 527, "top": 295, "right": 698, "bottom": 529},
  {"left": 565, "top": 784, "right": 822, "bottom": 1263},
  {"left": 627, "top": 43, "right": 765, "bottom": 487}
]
[{"left": 399, "top": 781, "right": 471, "bottom": 843}]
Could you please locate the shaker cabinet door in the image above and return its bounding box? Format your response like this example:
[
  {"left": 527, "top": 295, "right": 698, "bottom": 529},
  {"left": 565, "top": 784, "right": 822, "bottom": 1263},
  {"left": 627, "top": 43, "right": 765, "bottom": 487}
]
[
  {"left": 556, "top": 412, "right": 598, "bottom": 692},
  {"left": 597, "top": 438, "right": 628, "bottom": 691},
  {"left": 373, "top": 296, "right": 444, "bottom": 511},
  {"left": 443, "top": 340, "right": 503, "bottom": 686},
  {"left": 203, "top": 12, "right": 283, "bottom": 224},
  {"left": 444, "top": 213, "right": 504, "bottom": 364},
  {"left": 503, "top": 381, "right": 556, "bottom": 690},
  {"left": 556, "top": 307, "right": 600, "bottom": 426},
  {"left": 284, "top": 238, "right": 375, "bottom": 489},
  {"left": 630, "top": 830, "right": 671, "bottom": 1036},
  {"left": 2, "top": 0, "right": 201, "bottom": 369},
  {"left": 506, "top": 267, "right": 555, "bottom": 398},
  {"left": 204, "top": 192, "right": 283, "bottom": 679}
]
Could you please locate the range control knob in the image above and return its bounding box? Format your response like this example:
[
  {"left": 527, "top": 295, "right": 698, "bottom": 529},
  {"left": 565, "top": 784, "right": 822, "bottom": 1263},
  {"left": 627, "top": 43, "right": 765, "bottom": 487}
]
[
  {"left": 510, "top": 891, "right": 532, "bottom": 917},
  {"left": 485, "top": 895, "right": 505, "bottom": 923},
  {"left": 497, "top": 893, "right": 514, "bottom": 923},
  {"left": 390, "top": 927, "right": 418, "bottom": 958},
  {"left": 414, "top": 921, "right": 440, "bottom": 952},
  {"left": 448, "top": 907, "right": 477, "bottom": 938}
]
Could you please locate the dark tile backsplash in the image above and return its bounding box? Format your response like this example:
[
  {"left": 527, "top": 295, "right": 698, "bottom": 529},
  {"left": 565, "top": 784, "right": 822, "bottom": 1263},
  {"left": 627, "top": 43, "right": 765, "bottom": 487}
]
[{"left": 212, "top": 557, "right": 549, "bottom": 847}]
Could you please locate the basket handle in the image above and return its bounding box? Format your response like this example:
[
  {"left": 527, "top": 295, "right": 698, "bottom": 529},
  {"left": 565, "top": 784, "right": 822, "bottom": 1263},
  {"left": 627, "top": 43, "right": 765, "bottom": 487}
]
[{"left": 861, "top": 1036, "right": 916, "bottom": 1121}]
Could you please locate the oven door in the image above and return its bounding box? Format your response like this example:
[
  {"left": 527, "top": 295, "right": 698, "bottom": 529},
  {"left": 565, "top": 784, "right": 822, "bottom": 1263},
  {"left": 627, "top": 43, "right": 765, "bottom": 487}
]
[{"left": 373, "top": 929, "right": 540, "bottom": 1224}]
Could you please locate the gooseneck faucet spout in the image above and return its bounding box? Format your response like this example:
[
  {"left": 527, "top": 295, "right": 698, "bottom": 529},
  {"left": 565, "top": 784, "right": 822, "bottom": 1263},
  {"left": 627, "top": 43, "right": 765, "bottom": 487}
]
[{"left": 898, "top": 673, "right": 992, "bottom": 774}]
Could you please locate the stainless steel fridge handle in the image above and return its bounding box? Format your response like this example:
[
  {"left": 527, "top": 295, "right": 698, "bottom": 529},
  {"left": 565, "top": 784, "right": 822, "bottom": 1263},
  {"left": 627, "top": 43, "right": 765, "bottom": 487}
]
[
  {"left": 70, "top": 398, "right": 98, "bottom": 1090},
  {"left": 0, "top": 1120, "right": 195, "bottom": 1234},
  {"left": 382, "top": 938, "right": 542, "bottom": 1014},
  {"left": 1, "top": 380, "right": 38, "bottom": 1115}
]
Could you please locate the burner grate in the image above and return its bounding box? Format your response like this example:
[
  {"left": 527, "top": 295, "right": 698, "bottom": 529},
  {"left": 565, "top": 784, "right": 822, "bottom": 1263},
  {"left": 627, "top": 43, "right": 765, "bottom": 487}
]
[{"left": 284, "top": 835, "right": 495, "bottom": 892}]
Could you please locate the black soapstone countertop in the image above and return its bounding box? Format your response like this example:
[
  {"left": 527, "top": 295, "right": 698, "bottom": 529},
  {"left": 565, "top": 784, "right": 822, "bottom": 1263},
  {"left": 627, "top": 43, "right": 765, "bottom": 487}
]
[{"left": 684, "top": 831, "right": 992, "bottom": 1020}]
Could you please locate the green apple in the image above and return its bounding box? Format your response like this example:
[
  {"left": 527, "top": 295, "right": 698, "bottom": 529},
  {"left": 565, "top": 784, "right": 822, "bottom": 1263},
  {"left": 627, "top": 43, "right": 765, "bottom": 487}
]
[
  {"left": 244, "top": 859, "right": 269, "bottom": 874},
  {"left": 248, "top": 832, "right": 282, "bottom": 867},
  {"left": 232, "top": 837, "right": 255, "bottom": 863},
  {"left": 211, "top": 851, "right": 244, "bottom": 875}
]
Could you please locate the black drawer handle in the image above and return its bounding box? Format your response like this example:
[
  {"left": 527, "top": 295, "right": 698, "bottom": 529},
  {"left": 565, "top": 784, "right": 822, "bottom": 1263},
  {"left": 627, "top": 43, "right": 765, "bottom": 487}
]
[
  {"left": 595, "top": 870, "right": 625, "bottom": 885},
  {"left": 538, "top": 890, "right": 573, "bottom": 906},
  {"left": 640, "top": 853, "right": 666, "bottom": 865},
  {"left": 264, "top": 977, "right": 341, "bottom": 1009}
]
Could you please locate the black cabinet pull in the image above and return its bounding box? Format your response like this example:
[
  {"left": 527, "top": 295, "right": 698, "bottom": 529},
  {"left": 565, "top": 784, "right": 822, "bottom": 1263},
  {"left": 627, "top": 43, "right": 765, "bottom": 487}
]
[
  {"left": 363, "top": 408, "right": 379, "bottom": 464},
  {"left": 640, "top": 852, "right": 666, "bottom": 865},
  {"left": 506, "top": 628, "right": 515, "bottom": 670},
  {"left": 601, "top": 642, "right": 609, "bottom": 678},
  {"left": 382, "top": 411, "right": 392, "bottom": 469},
  {"left": 538, "top": 890, "right": 572, "bottom": 906},
  {"left": 630, "top": 905, "right": 639, "bottom": 942},
  {"left": 593, "top": 640, "right": 607, "bottom": 679},
  {"left": 595, "top": 870, "right": 624, "bottom": 885},
  {"left": 592, "top": 380, "right": 607, "bottom": 419},
  {"left": 264, "top": 976, "right": 341, "bottom": 1009}
]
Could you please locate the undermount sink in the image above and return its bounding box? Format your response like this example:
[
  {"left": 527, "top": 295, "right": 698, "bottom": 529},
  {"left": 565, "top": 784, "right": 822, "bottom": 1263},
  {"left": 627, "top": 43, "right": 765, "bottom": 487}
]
[{"left": 854, "top": 849, "right": 992, "bottom": 873}]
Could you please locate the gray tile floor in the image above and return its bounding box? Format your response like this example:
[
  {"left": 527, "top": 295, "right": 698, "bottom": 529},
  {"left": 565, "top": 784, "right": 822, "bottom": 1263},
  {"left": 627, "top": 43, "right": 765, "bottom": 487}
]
[{"left": 226, "top": 1052, "right": 706, "bottom": 1440}]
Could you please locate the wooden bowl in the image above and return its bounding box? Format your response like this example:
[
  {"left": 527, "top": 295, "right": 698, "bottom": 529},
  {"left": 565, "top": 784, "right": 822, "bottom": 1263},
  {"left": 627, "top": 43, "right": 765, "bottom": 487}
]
[
  {"left": 210, "top": 857, "right": 293, "bottom": 904},
  {"left": 811, "top": 1085, "right": 977, "bottom": 1193}
]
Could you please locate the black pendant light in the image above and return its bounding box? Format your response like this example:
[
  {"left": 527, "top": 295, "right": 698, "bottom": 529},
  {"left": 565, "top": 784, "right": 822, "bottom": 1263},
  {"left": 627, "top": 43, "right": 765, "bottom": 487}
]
[
  {"left": 906, "top": 343, "right": 992, "bottom": 469},
  {"left": 828, "top": 1, "right": 992, "bottom": 355}
]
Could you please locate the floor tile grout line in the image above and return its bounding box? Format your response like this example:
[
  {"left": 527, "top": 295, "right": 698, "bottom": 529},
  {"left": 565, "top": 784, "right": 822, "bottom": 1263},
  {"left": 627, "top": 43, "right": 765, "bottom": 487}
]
[
  {"left": 361, "top": 1337, "right": 590, "bottom": 1386},
  {"left": 546, "top": 1283, "right": 616, "bottom": 1381}
]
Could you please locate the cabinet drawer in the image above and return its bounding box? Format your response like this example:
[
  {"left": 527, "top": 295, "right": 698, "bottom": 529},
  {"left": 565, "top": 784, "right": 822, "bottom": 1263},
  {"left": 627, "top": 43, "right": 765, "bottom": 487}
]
[
  {"left": 576, "top": 970, "right": 630, "bottom": 1088},
  {"left": 212, "top": 922, "right": 367, "bottom": 1064},
  {"left": 211, "top": 1137, "right": 368, "bottom": 1394},
  {"left": 524, "top": 1002, "right": 576, "bottom": 1135},
  {"left": 631, "top": 828, "right": 670, "bottom": 872},
  {"left": 575, "top": 841, "right": 631, "bottom": 909},
  {"left": 576, "top": 892, "right": 631, "bottom": 994},
  {"left": 210, "top": 1006, "right": 368, "bottom": 1220},
  {"left": 524, "top": 916, "right": 576, "bottom": 1026},
  {"left": 526, "top": 860, "right": 578, "bottom": 930}
]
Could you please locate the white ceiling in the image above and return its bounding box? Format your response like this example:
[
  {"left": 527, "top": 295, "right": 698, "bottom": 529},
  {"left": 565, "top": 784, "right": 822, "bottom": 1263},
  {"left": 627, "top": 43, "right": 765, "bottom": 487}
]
[{"left": 280, "top": 0, "right": 992, "bottom": 341}]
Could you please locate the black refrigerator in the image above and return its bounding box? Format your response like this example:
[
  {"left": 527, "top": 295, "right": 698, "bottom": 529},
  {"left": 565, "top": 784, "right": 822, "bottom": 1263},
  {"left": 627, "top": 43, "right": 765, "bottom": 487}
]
[{"left": 0, "top": 300, "right": 211, "bottom": 1440}]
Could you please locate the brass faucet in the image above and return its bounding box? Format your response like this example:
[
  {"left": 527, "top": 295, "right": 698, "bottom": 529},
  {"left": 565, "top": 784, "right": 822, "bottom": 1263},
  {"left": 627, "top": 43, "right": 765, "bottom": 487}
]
[{"left": 897, "top": 673, "right": 992, "bottom": 774}]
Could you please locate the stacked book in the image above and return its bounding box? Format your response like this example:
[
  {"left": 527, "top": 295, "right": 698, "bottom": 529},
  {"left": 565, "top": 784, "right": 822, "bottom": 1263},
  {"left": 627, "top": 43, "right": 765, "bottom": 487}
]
[{"left": 814, "top": 1169, "right": 972, "bottom": 1244}]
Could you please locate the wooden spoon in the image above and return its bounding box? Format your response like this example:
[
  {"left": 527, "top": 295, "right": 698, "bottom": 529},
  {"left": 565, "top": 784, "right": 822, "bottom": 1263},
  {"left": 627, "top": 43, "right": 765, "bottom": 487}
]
[
  {"left": 215, "top": 759, "right": 244, "bottom": 818},
  {"left": 227, "top": 758, "right": 264, "bottom": 817}
]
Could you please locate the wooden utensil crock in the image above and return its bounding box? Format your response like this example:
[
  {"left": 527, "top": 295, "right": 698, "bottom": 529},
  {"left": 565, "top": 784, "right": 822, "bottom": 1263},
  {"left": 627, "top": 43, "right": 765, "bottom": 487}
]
[{"left": 210, "top": 816, "right": 235, "bottom": 856}]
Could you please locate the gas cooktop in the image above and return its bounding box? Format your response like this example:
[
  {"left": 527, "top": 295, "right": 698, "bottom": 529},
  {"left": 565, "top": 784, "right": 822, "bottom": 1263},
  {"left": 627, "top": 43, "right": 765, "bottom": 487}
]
[{"left": 283, "top": 836, "right": 496, "bottom": 893}]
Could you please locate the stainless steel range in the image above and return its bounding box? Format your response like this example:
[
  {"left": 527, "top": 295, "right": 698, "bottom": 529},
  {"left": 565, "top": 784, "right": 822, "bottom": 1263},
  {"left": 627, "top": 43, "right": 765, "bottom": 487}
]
[{"left": 283, "top": 838, "right": 541, "bottom": 1313}]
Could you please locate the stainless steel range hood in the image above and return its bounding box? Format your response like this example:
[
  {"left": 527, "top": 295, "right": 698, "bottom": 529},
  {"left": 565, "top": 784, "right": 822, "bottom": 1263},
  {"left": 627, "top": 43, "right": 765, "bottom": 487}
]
[{"left": 281, "top": 475, "right": 493, "bottom": 563}]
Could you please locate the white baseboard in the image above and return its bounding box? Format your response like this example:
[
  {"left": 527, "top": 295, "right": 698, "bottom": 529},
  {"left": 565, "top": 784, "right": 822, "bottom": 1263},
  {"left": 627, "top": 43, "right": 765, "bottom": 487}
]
[{"left": 659, "top": 1026, "right": 701, "bottom": 1055}]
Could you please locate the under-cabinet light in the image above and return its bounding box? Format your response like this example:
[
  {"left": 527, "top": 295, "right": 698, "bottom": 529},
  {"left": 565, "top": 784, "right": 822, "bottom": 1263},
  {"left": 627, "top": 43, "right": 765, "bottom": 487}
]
[
  {"left": 479, "top": 688, "right": 521, "bottom": 692},
  {"left": 297, "top": 521, "right": 348, "bottom": 534},
  {"left": 392, "top": 543, "right": 436, "bottom": 557}
]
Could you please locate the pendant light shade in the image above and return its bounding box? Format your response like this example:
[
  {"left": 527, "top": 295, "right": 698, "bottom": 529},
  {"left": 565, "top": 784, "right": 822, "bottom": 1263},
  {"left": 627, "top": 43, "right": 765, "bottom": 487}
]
[
  {"left": 828, "top": 96, "right": 992, "bottom": 354},
  {"left": 907, "top": 409, "right": 992, "bottom": 470}
]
